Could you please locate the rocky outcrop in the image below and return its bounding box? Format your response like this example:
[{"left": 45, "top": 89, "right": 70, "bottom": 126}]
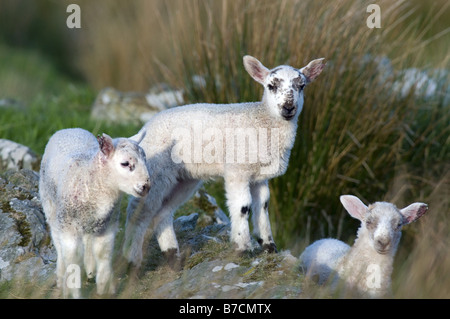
[
  {"left": 0, "top": 169, "right": 55, "bottom": 283},
  {"left": 91, "top": 84, "right": 184, "bottom": 124},
  {"left": 0, "top": 139, "right": 40, "bottom": 172},
  {"left": 0, "top": 168, "right": 302, "bottom": 298}
]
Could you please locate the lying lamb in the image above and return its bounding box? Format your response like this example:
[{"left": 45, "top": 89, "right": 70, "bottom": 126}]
[
  {"left": 299, "top": 195, "right": 428, "bottom": 298},
  {"left": 39, "top": 128, "right": 150, "bottom": 298},
  {"left": 123, "top": 55, "right": 325, "bottom": 268}
]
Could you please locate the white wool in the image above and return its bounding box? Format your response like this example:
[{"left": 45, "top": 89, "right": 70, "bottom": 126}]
[
  {"left": 39, "top": 128, "right": 149, "bottom": 298},
  {"left": 122, "top": 55, "right": 325, "bottom": 267},
  {"left": 299, "top": 195, "right": 428, "bottom": 298}
]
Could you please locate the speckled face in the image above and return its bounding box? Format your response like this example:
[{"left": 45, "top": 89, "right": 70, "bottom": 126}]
[
  {"left": 264, "top": 66, "right": 307, "bottom": 121},
  {"left": 365, "top": 203, "right": 404, "bottom": 254}
]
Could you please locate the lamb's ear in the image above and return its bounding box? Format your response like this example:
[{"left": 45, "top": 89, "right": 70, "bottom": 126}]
[
  {"left": 130, "top": 129, "right": 146, "bottom": 144},
  {"left": 97, "top": 133, "right": 115, "bottom": 158},
  {"left": 243, "top": 55, "right": 270, "bottom": 85},
  {"left": 400, "top": 203, "right": 428, "bottom": 224},
  {"left": 300, "top": 58, "right": 326, "bottom": 84},
  {"left": 340, "top": 195, "right": 368, "bottom": 221}
]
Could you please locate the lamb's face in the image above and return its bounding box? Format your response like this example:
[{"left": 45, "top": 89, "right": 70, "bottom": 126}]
[
  {"left": 110, "top": 140, "right": 150, "bottom": 197},
  {"left": 364, "top": 203, "right": 404, "bottom": 255},
  {"left": 264, "top": 66, "right": 307, "bottom": 121},
  {"left": 341, "top": 195, "right": 428, "bottom": 257},
  {"left": 243, "top": 55, "right": 325, "bottom": 122}
]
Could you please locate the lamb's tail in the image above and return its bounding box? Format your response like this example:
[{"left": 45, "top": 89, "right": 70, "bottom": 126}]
[{"left": 130, "top": 129, "right": 147, "bottom": 144}]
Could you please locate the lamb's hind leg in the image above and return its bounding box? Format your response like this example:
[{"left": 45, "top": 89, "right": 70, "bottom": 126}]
[
  {"left": 83, "top": 234, "right": 95, "bottom": 282},
  {"left": 225, "top": 177, "right": 253, "bottom": 252},
  {"left": 90, "top": 228, "right": 116, "bottom": 295},
  {"left": 60, "top": 233, "right": 83, "bottom": 298},
  {"left": 251, "top": 180, "right": 277, "bottom": 253},
  {"left": 123, "top": 179, "right": 202, "bottom": 269},
  {"left": 155, "top": 179, "right": 202, "bottom": 267}
]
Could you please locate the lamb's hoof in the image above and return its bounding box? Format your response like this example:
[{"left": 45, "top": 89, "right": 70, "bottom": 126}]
[
  {"left": 115, "top": 255, "right": 141, "bottom": 280},
  {"left": 257, "top": 238, "right": 278, "bottom": 253},
  {"left": 163, "top": 248, "right": 182, "bottom": 271},
  {"left": 262, "top": 242, "right": 278, "bottom": 254}
]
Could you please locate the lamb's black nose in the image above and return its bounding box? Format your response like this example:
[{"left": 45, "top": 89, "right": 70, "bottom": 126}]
[
  {"left": 376, "top": 238, "right": 390, "bottom": 251},
  {"left": 139, "top": 180, "right": 151, "bottom": 196},
  {"left": 281, "top": 102, "right": 296, "bottom": 120}
]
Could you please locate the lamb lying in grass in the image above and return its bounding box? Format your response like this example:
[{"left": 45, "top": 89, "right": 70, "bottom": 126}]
[
  {"left": 122, "top": 55, "right": 325, "bottom": 268},
  {"left": 299, "top": 195, "right": 428, "bottom": 298},
  {"left": 39, "top": 128, "right": 150, "bottom": 298}
]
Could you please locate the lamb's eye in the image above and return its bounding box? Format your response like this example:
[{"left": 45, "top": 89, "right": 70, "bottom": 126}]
[
  {"left": 293, "top": 78, "right": 305, "bottom": 91},
  {"left": 121, "top": 161, "right": 135, "bottom": 171},
  {"left": 268, "top": 84, "right": 276, "bottom": 91}
]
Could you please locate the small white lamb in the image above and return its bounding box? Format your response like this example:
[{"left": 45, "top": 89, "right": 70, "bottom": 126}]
[
  {"left": 122, "top": 55, "right": 325, "bottom": 267},
  {"left": 299, "top": 195, "right": 428, "bottom": 298},
  {"left": 39, "top": 128, "right": 150, "bottom": 298}
]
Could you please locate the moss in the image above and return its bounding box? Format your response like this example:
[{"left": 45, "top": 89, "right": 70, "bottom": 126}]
[
  {"left": 241, "top": 254, "right": 280, "bottom": 283},
  {"left": 192, "top": 189, "right": 218, "bottom": 215},
  {"left": 31, "top": 156, "right": 42, "bottom": 172},
  {"left": 5, "top": 210, "right": 32, "bottom": 247},
  {"left": 3, "top": 169, "right": 39, "bottom": 195},
  {"left": 0, "top": 205, "right": 32, "bottom": 247},
  {"left": 175, "top": 187, "right": 223, "bottom": 229},
  {"left": 0, "top": 176, "right": 33, "bottom": 247},
  {"left": 184, "top": 241, "right": 231, "bottom": 270},
  {"left": 14, "top": 251, "right": 36, "bottom": 263},
  {"left": 40, "top": 225, "right": 53, "bottom": 248}
]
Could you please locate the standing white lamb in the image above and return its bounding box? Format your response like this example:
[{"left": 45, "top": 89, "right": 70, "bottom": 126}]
[
  {"left": 299, "top": 195, "right": 428, "bottom": 298},
  {"left": 122, "top": 55, "right": 325, "bottom": 268},
  {"left": 39, "top": 128, "right": 150, "bottom": 298}
]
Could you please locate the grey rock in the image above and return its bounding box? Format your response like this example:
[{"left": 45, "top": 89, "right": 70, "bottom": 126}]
[
  {"left": 203, "top": 192, "right": 230, "bottom": 225},
  {"left": 91, "top": 85, "right": 184, "bottom": 124},
  {"left": 174, "top": 213, "right": 199, "bottom": 232},
  {"left": 0, "top": 169, "right": 55, "bottom": 283},
  {"left": 153, "top": 252, "right": 300, "bottom": 298},
  {"left": 0, "top": 98, "right": 26, "bottom": 111},
  {"left": 0, "top": 139, "right": 39, "bottom": 172}
]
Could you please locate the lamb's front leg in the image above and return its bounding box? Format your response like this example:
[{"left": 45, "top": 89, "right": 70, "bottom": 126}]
[
  {"left": 155, "top": 213, "right": 179, "bottom": 265},
  {"left": 251, "top": 180, "right": 277, "bottom": 253},
  {"left": 225, "top": 177, "right": 253, "bottom": 252}
]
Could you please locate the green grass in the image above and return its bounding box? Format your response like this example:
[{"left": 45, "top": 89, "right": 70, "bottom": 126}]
[{"left": 0, "top": 45, "right": 142, "bottom": 155}]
